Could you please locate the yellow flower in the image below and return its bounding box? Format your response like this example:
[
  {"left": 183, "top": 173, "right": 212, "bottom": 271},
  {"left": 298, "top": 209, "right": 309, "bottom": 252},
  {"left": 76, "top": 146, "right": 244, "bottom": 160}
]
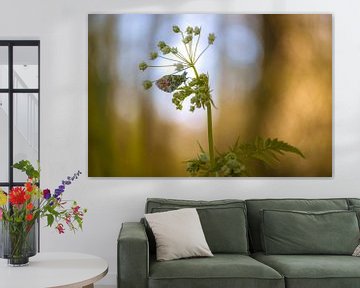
[{"left": 0, "top": 190, "right": 7, "bottom": 206}]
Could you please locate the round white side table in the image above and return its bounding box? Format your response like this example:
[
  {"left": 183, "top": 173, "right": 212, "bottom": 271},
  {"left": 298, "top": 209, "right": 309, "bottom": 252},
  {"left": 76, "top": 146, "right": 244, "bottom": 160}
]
[{"left": 0, "top": 252, "right": 108, "bottom": 288}]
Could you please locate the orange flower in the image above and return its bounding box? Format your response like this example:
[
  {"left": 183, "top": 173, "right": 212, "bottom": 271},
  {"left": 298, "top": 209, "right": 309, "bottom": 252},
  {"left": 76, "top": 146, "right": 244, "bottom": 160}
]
[
  {"left": 25, "top": 182, "right": 33, "bottom": 192},
  {"left": 26, "top": 214, "right": 33, "bottom": 221},
  {"left": 26, "top": 203, "right": 34, "bottom": 210},
  {"left": 24, "top": 193, "right": 31, "bottom": 200}
]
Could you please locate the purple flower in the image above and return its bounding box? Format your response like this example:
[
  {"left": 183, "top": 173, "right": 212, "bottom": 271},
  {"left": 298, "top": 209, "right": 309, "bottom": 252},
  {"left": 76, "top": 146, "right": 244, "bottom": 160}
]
[
  {"left": 43, "top": 189, "right": 51, "bottom": 200},
  {"left": 55, "top": 171, "right": 82, "bottom": 199},
  {"left": 54, "top": 189, "right": 63, "bottom": 198}
]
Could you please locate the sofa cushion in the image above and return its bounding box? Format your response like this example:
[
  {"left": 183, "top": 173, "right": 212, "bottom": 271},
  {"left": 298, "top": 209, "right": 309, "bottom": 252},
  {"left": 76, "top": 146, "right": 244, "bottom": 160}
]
[
  {"left": 252, "top": 252, "right": 360, "bottom": 288},
  {"left": 347, "top": 198, "right": 360, "bottom": 207},
  {"left": 145, "top": 208, "right": 213, "bottom": 261},
  {"left": 349, "top": 205, "right": 360, "bottom": 228},
  {"left": 261, "top": 209, "right": 359, "bottom": 255},
  {"left": 149, "top": 254, "right": 284, "bottom": 288},
  {"left": 346, "top": 199, "right": 360, "bottom": 229},
  {"left": 146, "top": 198, "right": 249, "bottom": 254},
  {"left": 246, "top": 198, "right": 349, "bottom": 252}
]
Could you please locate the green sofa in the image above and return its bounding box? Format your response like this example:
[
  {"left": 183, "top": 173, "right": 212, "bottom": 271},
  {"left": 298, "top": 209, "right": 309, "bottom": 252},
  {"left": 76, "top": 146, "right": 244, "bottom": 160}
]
[{"left": 118, "top": 198, "right": 360, "bottom": 288}]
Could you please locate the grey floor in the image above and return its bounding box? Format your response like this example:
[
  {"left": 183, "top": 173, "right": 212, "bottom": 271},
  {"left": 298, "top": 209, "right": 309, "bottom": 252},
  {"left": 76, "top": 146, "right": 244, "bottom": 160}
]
[{"left": 95, "top": 285, "right": 116, "bottom": 288}]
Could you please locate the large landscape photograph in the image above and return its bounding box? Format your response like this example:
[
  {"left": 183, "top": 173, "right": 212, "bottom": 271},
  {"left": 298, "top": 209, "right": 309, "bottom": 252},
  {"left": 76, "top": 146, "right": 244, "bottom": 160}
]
[{"left": 88, "top": 14, "right": 332, "bottom": 177}]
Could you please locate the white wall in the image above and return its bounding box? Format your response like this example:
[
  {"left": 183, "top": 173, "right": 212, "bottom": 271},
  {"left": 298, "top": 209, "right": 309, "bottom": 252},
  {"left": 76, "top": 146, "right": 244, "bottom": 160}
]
[{"left": 1, "top": 0, "right": 360, "bottom": 285}]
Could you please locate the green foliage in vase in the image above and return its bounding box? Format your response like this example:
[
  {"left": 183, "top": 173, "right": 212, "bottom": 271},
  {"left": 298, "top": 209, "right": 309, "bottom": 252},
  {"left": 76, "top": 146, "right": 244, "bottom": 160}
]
[{"left": 139, "top": 25, "right": 305, "bottom": 177}]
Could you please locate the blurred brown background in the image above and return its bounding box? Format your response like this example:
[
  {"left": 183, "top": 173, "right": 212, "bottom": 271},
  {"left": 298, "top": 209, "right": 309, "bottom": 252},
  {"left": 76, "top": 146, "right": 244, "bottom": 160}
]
[{"left": 88, "top": 14, "right": 332, "bottom": 177}]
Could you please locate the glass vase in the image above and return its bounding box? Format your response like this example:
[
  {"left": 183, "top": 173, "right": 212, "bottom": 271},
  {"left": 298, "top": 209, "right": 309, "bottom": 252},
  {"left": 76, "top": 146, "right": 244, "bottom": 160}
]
[{"left": 0, "top": 220, "right": 37, "bottom": 266}]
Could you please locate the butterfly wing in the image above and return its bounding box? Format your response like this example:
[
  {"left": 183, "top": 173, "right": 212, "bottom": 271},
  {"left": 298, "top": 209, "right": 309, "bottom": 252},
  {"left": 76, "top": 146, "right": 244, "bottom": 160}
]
[
  {"left": 155, "top": 72, "right": 187, "bottom": 93},
  {"left": 155, "top": 75, "right": 172, "bottom": 93}
]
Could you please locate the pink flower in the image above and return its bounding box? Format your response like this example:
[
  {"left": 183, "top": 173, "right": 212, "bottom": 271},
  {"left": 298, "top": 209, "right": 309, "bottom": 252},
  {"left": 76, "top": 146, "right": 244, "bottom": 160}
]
[
  {"left": 56, "top": 223, "right": 65, "bottom": 234},
  {"left": 65, "top": 214, "right": 71, "bottom": 225},
  {"left": 0, "top": 208, "right": 3, "bottom": 220},
  {"left": 72, "top": 205, "right": 80, "bottom": 215}
]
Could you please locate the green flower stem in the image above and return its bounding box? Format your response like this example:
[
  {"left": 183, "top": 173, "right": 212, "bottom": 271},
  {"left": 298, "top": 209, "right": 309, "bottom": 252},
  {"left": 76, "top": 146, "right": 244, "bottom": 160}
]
[
  {"left": 191, "top": 65, "right": 215, "bottom": 174},
  {"left": 180, "top": 31, "right": 192, "bottom": 61},
  {"left": 195, "top": 44, "right": 210, "bottom": 64},
  {"left": 206, "top": 102, "right": 215, "bottom": 174},
  {"left": 148, "top": 64, "right": 177, "bottom": 68},
  {"left": 189, "top": 40, "right": 193, "bottom": 61},
  {"left": 9, "top": 222, "right": 30, "bottom": 260},
  {"left": 174, "top": 51, "right": 189, "bottom": 63},
  {"left": 194, "top": 32, "right": 201, "bottom": 61},
  {"left": 158, "top": 55, "right": 182, "bottom": 62}
]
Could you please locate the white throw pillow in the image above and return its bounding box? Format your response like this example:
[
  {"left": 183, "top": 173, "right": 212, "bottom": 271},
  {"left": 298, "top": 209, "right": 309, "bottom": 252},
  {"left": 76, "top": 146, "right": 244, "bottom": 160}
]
[
  {"left": 145, "top": 208, "right": 213, "bottom": 261},
  {"left": 353, "top": 244, "right": 360, "bottom": 256}
]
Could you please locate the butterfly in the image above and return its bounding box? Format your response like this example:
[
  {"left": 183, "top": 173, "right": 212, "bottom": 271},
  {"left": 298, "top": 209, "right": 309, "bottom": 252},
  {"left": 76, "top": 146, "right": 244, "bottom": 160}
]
[{"left": 155, "top": 72, "right": 187, "bottom": 93}]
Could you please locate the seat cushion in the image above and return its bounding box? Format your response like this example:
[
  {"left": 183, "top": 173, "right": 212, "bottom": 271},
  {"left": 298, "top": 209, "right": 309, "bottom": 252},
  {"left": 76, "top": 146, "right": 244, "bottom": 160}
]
[
  {"left": 252, "top": 252, "right": 360, "bottom": 288},
  {"left": 146, "top": 198, "right": 249, "bottom": 254},
  {"left": 149, "top": 254, "right": 284, "bottom": 288},
  {"left": 246, "top": 198, "right": 349, "bottom": 252}
]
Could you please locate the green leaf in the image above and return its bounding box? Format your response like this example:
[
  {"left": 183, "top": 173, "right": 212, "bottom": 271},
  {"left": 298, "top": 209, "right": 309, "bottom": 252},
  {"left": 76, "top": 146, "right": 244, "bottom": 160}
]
[
  {"left": 46, "top": 205, "right": 60, "bottom": 217},
  {"left": 252, "top": 152, "right": 276, "bottom": 166},
  {"left": 75, "top": 216, "right": 83, "bottom": 230},
  {"left": 47, "top": 214, "right": 54, "bottom": 227},
  {"left": 12, "top": 160, "right": 40, "bottom": 180},
  {"left": 186, "top": 136, "right": 304, "bottom": 177},
  {"left": 197, "top": 141, "right": 206, "bottom": 154}
]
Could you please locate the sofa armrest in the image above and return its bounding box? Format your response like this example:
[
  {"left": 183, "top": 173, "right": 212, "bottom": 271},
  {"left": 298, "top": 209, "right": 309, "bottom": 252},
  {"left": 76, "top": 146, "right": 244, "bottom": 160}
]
[{"left": 118, "top": 222, "right": 149, "bottom": 288}]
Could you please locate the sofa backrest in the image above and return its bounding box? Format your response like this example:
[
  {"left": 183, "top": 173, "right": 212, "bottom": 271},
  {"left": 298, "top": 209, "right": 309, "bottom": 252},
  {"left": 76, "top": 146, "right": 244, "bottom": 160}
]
[
  {"left": 245, "top": 198, "right": 349, "bottom": 252},
  {"left": 145, "top": 198, "right": 249, "bottom": 255},
  {"left": 348, "top": 198, "right": 360, "bottom": 207}
]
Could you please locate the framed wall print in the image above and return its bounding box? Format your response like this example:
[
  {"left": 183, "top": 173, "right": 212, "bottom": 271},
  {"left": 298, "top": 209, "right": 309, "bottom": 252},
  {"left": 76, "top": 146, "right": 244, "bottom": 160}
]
[{"left": 88, "top": 14, "right": 332, "bottom": 177}]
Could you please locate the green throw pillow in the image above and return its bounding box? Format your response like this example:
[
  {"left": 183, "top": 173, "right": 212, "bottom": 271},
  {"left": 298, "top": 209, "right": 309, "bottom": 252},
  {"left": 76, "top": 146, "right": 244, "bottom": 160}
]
[
  {"left": 349, "top": 205, "right": 360, "bottom": 228},
  {"left": 145, "top": 199, "right": 249, "bottom": 254},
  {"left": 261, "top": 209, "right": 360, "bottom": 255},
  {"left": 151, "top": 206, "right": 249, "bottom": 254}
]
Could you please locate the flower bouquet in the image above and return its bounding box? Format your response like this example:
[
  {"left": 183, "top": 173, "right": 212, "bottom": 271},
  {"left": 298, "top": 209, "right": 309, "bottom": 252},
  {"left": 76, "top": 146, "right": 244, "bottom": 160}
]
[{"left": 0, "top": 160, "right": 87, "bottom": 266}]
